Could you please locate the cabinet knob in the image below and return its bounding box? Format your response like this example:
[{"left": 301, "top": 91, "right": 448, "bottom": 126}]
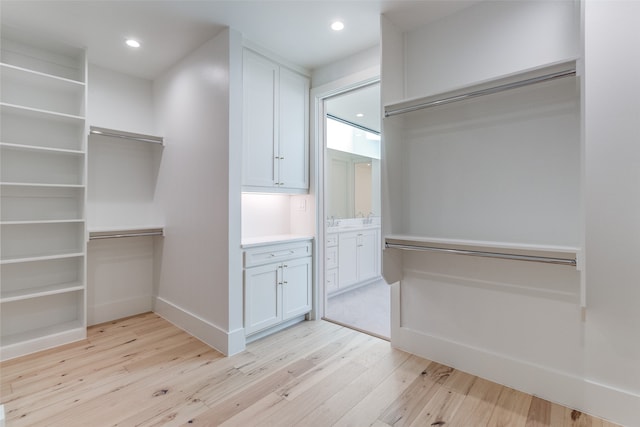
[{"left": 283, "top": 281, "right": 288, "bottom": 285}]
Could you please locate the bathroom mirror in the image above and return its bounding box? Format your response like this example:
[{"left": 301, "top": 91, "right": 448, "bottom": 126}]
[{"left": 325, "top": 83, "right": 381, "bottom": 220}]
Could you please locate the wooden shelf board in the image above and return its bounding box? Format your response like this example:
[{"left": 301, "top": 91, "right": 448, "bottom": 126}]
[
  {"left": 0, "top": 62, "right": 85, "bottom": 89},
  {"left": 0, "top": 182, "right": 85, "bottom": 189},
  {"left": 1, "top": 219, "right": 84, "bottom": 226},
  {"left": 0, "top": 142, "right": 84, "bottom": 155},
  {"left": 385, "top": 234, "right": 580, "bottom": 258},
  {"left": 1, "top": 282, "right": 84, "bottom": 303},
  {"left": 0, "top": 252, "right": 85, "bottom": 265},
  {"left": 0, "top": 102, "right": 85, "bottom": 123}
]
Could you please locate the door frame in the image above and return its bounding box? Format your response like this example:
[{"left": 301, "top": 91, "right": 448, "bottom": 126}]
[{"left": 309, "top": 67, "right": 379, "bottom": 320}]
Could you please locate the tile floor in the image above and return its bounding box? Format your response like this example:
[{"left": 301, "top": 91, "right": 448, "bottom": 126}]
[{"left": 324, "top": 278, "right": 390, "bottom": 339}]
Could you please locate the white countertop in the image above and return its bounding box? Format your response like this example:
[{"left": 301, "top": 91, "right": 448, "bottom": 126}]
[{"left": 241, "top": 234, "right": 314, "bottom": 248}]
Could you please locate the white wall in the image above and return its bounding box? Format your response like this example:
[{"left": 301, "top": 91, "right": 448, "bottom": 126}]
[
  {"left": 153, "top": 28, "right": 244, "bottom": 355},
  {"left": 241, "top": 194, "right": 291, "bottom": 237},
  {"left": 404, "top": 0, "right": 579, "bottom": 99},
  {"left": 311, "top": 45, "right": 379, "bottom": 88},
  {"left": 382, "top": 1, "right": 640, "bottom": 425},
  {"left": 87, "top": 64, "right": 156, "bottom": 135},
  {"left": 583, "top": 0, "right": 640, "bottom": 421}
]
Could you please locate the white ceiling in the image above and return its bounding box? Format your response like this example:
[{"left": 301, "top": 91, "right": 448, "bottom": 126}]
[{"left": 0, "top": 0, "right": 480, "bottom": 80}]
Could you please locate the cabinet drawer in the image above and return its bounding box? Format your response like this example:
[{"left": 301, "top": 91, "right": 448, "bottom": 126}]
[
  {"left": 244, "top": 240, "right": 312, "bottom": 268},
  {"left": 326, "top": 268, "right": 338, "bottom": 294},
  {"left": 326, "top": 234, "right": 338, "bottom": 247},
  {"left": 326, "top": 246, "right": 338, "bottom": 270}
]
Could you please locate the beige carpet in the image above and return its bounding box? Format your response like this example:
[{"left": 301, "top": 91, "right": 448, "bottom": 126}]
[{"left": 325, "top": 278, "right": 390, "bottom": 339}]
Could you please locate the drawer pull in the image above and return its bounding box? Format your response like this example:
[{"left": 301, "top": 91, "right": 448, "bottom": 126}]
[{"left": 270, "top": 250, "right": 295, "bottom": 257}]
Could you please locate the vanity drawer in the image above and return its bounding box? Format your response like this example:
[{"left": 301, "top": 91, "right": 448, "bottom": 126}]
[
  {"left": 244, "top": 240, "right": 312, "bottom": 267},
  {"left": 326, "top": 246, "right": 338, "bottom": 269},
  {"left": 326, "top": 234, "right": 338, "bottom": 247}
]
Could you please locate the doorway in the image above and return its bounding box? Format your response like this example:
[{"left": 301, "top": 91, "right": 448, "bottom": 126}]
[{"left": 321, "top": 82, "right": 389, "bottom": 339}]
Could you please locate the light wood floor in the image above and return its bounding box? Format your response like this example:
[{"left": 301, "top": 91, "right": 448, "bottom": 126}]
[{"left": 0, "top": 313, "right": 620, "bottom": 427}]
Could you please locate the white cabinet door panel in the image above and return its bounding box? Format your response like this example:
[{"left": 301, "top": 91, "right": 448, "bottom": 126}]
[
  {"left": 282, "top": 256, "right": 312, "bottom": 320},
  {"left": 278, "top": 67, "right": 309, "bottom": 190},
  {"left": 244, "top": 263, "right": 282, "bottom": 335},
  {"left": 358, "top": 230, "right": 379, "bottom": 282},
  {"left": 242, "top": 50, "right": 277, "bottom": 188},
  {"left": 338, "top": 232, "right": 358, "bottom": 288}
]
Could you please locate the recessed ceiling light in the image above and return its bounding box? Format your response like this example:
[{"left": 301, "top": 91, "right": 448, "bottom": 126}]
[
  {"left": 356, "top": 113, "right": 364, "bottom": 117},
  {"left": 331, "top": 21, "right": 345, "bottom": 31},
  {"left": 125, "top": 39, "right": 141, "bottom": 48}
]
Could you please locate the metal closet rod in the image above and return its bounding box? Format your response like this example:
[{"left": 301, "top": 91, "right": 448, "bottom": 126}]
[
  {"left": 89, "top": 231, "right": 163, "bottom": 240},
  {"left": 384, "top": 68, "right": 577, "bottom": 117},
  {"left": 385, "top": 242, "right": 577, "bottom": 266},
  {"left": 89, "top": 126, "right": 164, "bottom": 144}
]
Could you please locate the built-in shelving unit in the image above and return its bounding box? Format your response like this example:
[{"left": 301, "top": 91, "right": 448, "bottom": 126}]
[
  {"left": 87, "top": 126, "right": 164, "bottom": 235},
  {"left": 0, "top": 27, "right": 87, "bottom": 361},
  {"left": 382, "top": 35, "right": 583, "bottom": 303},
  {"left": 86, "top": 126, "right": 164, "bottom": 326},
  {"left": 383, "top": 60, "right": 582, "bottom": 269}
]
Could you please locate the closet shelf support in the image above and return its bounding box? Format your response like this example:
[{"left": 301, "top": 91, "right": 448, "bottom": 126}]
[
  {"left": 385, "top": 242, "right": 577, "bottom": 266},
  {"left": 89, "top": 126, "right": 164, "bottom": 145},
  {"left": 384, "top": 67, "right": 576, "bottom": 117}
]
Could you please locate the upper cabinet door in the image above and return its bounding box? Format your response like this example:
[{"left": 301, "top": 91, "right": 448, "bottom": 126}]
[
  {"left": 278, "top": 67, "right": 309, "bottom": 191},
  {"left": 242, "top": 48, "right": 309, "bottom": 193},
  {"left": 242, "top": 50, "right": 278, "bottom": 189}
]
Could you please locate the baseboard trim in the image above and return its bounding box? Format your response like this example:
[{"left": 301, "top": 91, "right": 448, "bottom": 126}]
[
  {"left": 88, "top": 295, "right": 153, "bottom": 326},
  {"left": 391, "top": 325, "right": 640, "bottom": 427},
  {"left": 153, "top": 296, "right": 245, "bottom": 356},
  {"left": 0, "top": 327, "right": 86, "bottom": 362}
]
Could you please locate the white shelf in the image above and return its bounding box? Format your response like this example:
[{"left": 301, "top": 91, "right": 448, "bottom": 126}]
[
  {"left": 0, "top": 102, "right": 84, "bottom": 122},
  {"left": 386, "top": 234, "right": 579, "bottom": 254},
  {"left": 0, "top": 62, "right": 85, "bottom": 90},
  {"left": 385, "top": 234, "right": 580, "bottom": 267},
  {"left": 1, "top": 282, "right": 84, "bottom": 303},
  {"left": 88, "top": 225, "right": 164, "bottom": 240},
  {"left": 89, "top": 126, "right": 164, "bottom": 145},
  {"left": 1, "top": 219, "right": 84, "bottom": 225},
  {"left": 0, "top": 142, "right": 84, "bottom": 155},
  {"left": 0, "top": 320, "right": 84, "bottom": 348},
  {"left": 1, "top": 63, "right": 85, "bottom": 117},
  {"left": 1, "top": 26, "right": 86, "bottom": 83},
  {"left": 0, "top": 182, "right": 85, "bottom": 189},
  {"left": 1, "top": 26, "right": 87, "bottom": 362},
  {"left": 0, "top": 252, "right": 85, "bottom": 265},
  {"left": 384, "top": 59, "right": 578, "bottom": 117}
]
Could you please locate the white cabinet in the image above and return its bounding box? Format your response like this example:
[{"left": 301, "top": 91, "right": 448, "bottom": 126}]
[
  {"left": 243, "top": 240, "right": 312, "bottom": 336},
  {"left": 0, "top": 28, "right": 87, "bottom": 361},
  {"left": 338, "top": 232, "right": 358, "bottom": 288},
  {"left": 330, "top": 227, "right": 380, "bottom": 295},
  {"left": 325, "top": 234, "right": 339, "bottom": 294},
  {"left": 242, "top": 49, "right": 309, "bottom": 193},
  {"left": 356, "top": 229, "right": 379, "bottom": 282}
]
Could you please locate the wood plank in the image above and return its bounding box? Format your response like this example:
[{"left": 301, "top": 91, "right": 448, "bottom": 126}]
[
  {"left": 448, "top": 376, "right": 503, "bottom": 427},
  {"left": 526, "top": 396, "right": 552, "bottom": 427},
  {"left": 377, "top": 361, "right": 450, "bottom": 426},
  {"left": 408, "top": 384, "right": 467, "bottom": 427},
  {"left": 294, "top": 348, "right": 411, "bottom": 426},
  {"left": 0, "top": 314, "right": 622, "bottom": 427},
  {"left": 487, "top": 386, "right": 533, "bottom": 427}
]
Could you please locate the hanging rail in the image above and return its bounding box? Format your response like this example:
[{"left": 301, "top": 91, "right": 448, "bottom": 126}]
[
  {"left": 385, "top": 242, "right": 577, "bottom": 266},
  {"left": 384, "top": 68, "right": 576, "bottom": 118},
  {"left": 89, "top": 126, "right": 164, "bottom": 145},
  {"left": 89, "top": 229, "right": 164, "bottom": 240}
]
